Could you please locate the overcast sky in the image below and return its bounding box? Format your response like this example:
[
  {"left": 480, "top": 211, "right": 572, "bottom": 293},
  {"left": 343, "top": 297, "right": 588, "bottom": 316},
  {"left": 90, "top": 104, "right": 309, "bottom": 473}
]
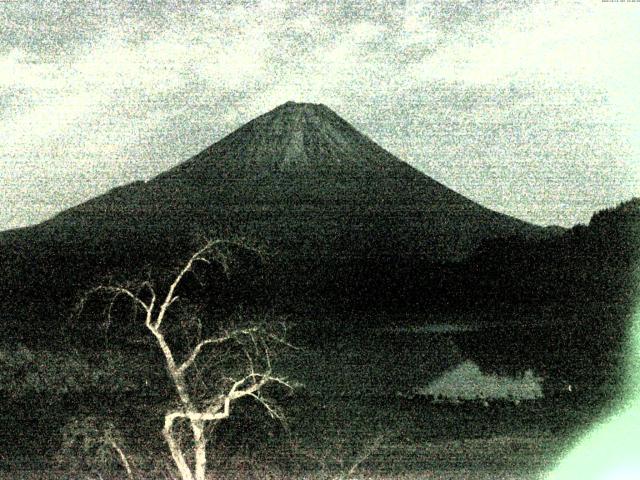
[{"left": 1, "top": 0, "right": 638, "bottom": 230}]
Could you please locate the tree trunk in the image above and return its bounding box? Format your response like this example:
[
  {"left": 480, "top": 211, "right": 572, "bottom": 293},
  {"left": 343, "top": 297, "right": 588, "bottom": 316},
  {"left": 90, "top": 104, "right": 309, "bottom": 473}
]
[
  {"left": 164, "top": 413, "right": 195, "bottom": 480},
  {"left": 192, "top": 419, "right": 208, "bottom": 480}
]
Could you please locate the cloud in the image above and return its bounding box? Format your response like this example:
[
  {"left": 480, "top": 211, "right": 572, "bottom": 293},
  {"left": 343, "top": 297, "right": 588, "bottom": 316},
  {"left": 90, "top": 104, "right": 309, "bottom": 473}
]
[
  {"left": 1, "top": 0, "right": 638, "bottom": 230},
  {"left": 417, "top": 1, "right": 639, "bottom": 87},
  {"left": 388, "top": 1, "right": 640, "bottom": 224}
]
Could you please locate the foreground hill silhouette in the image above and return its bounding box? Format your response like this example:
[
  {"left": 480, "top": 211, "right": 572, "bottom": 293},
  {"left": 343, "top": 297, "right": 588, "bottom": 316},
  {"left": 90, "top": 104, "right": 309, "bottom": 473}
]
[
  {"left": 453, "top": 198, "right": 640, "bottom": 400},
  {"left": 0, "top": 101, "right": 547, "bottom": 342}
]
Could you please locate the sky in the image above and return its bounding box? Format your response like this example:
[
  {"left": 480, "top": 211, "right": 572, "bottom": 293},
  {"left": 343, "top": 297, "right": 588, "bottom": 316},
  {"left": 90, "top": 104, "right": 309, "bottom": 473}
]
[{"left": 1, "top": 0, "right": 639, "bottom": 230}]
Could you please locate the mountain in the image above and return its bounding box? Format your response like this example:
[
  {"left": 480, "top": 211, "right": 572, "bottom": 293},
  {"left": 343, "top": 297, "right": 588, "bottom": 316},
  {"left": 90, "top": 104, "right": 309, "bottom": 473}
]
[
  {"left": 0, "top": 101, "right": 547, "bottom": 341},
  {"left": 23, "top": 101, "right": 540, "bottom": 256}
]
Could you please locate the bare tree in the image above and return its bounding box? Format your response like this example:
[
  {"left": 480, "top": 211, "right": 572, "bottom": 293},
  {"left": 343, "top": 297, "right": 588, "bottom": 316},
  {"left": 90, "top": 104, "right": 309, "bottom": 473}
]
[
  {"left": 298, "top": 432, "right": 386, "bottom": 480},
  {"left": 84, "top": 240, "right": 293, "bottom": 480},
  {"left": 57, "top": 415, "right": 135, "bottom": 479}
]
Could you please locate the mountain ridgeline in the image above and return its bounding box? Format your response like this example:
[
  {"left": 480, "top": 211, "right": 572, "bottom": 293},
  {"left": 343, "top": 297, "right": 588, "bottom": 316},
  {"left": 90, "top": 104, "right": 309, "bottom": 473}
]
[
  {"left": 1, "top": 101, "right": 639, "bottom": 478},
  {"left": 453, "top": 198, "right": 640, "bottom": 398}
]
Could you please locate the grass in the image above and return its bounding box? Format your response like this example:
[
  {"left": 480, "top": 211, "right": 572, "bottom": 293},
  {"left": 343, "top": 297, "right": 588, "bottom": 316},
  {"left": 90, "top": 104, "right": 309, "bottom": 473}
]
[
  {"left": 0, "top": 311, "right": 620, "bottom": 480},
  {"left": 0, "top": 432, "right": 568, "bottom": 479},
  {"left": 0, "top": 392, "right": 587, "bottom": 479}
]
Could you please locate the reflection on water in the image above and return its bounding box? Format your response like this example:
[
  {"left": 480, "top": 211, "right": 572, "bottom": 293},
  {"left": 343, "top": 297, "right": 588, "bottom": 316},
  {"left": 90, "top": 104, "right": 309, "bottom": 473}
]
[
  {"left": 388, "top": 323, "right": 492, "bottom": 333},
  {"left": 417, "top": 360, "right": 544, "bottom": 401}
]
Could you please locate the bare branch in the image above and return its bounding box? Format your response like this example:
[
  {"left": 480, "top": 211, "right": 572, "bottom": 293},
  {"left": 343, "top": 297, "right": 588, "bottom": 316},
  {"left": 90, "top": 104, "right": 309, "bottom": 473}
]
[
  {"left": 242, "top": 343, "right": 256, "bottom": 376},
  {"left": 154, "top": 239, "right": 248, "bottom": 329},
  {"left": 154, "top": 241, "right": 216, "bottom": 329},
  {"left": 163, "top": 411, "right": 193, "bottom": 480},
  {"left": 177, "top": 327, "right": 260, "bottom": 373},
  {"left": 107, "top": 438, "right": 135, "bottom": 480},
  {"left": 178, "top": 337, "right": 229, "bottom": 374},
  {"left": 261, "top": 335, "right": 272, "bottom": 372},
  {"left": 246, "top": 392, "right": 286, "bottom": 423},
  {"left": 141, "top": 280, "right": 157, "bottom": 313},
  {"left": 88, "top": 285, "right": 152, "bottom": 314},
  {"left": 345, "top": 433, "right": 386, "bottom": 478}
]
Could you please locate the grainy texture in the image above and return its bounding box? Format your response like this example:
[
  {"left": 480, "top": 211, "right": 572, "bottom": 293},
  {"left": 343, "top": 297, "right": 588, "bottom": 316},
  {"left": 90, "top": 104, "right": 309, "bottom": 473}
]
[{"left": 1, "top": 1, "right": 639, "bottom": 479}]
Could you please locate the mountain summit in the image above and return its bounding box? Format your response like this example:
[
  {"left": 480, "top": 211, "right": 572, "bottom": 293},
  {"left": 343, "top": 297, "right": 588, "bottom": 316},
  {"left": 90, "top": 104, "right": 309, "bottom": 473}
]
[{"left": 162, "top": 101, "right": 409, "bottom": 176}]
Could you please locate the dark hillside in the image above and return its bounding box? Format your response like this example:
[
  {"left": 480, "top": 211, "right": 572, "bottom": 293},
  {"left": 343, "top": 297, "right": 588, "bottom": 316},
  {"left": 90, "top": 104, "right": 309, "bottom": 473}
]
[{"left": 452, "top": 198, "right": 640, "bottom": 400}]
